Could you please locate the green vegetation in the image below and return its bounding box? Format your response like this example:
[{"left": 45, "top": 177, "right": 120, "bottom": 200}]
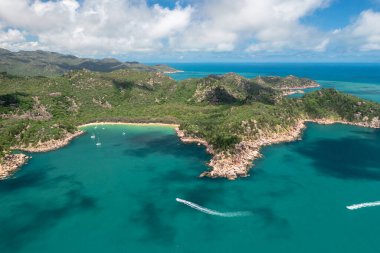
[
  {"left": 253, "top": 75, "right": 319, "bottom": 89},
  {"left": 1, "top": 67, "right": 379, "bottom": 159},
  {"left": 0, "top": 48, "right": 177, "bottom": 77}
]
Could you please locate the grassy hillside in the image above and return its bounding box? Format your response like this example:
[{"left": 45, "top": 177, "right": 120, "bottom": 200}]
[
  {"left": 0, "top": 48, "right": 177, "bottom": 77},
  {"left": 1, "top": 69, "right": 379, "bottom": 158}
]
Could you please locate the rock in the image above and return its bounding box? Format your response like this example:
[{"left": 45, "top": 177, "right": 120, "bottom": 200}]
[
  {"left": 0, "top": 154, "right": 29, "bottom": 180},
  {"left": 14, "top": 131, "right": 84, "bottom": 153}
]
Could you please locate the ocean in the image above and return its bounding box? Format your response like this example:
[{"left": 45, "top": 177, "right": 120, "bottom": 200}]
[{"left": 1, "top": 63, "right": 380, "bottom": 253}]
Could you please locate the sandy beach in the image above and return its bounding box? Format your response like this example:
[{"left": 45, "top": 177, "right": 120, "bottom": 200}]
[
  {"left": 2, "top": 118, "right": 379, "bottom": 181},
  {"left": 78, "top": 122, "right": 179, "bottom": 128}
]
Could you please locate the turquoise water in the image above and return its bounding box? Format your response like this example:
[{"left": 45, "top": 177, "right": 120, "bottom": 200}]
[
  {"left": 2, "top": 63, "right": 380, "bottom": 252},
  {"left": 1, "top": 124, "right": 380, "bottom": 252},
  {"left": 166, "top": 63, "right": 380, "bottom": 102}
]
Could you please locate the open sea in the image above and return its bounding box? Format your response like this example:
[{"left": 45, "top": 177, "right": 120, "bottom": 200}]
[{"left": 1, "top": 63, "right": 380, "bottom": 253}]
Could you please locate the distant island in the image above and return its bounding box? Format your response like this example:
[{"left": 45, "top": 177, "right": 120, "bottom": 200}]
[{"left": 0, "top": 49, "right": 379, "bottom": 180}]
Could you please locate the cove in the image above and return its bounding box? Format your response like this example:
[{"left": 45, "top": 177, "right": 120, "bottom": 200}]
[{"left": 1, "top": 123, "right": 380, "bottom": 253}]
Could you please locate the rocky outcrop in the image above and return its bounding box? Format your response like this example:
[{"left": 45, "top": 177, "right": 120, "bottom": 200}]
[
  {"left": 175, "top": 128, "right": 214, "bottom": 153},
  {"left": 307, "top": 118, "right": 380, "bottom": 128},
  {"left": 177, "top": 118, "right": 380, "bottom": 180},
  {"left": 0, "top": 154, "right": 30, "bottom": 179},
  {"left": 282, "top": 89, "right": 305, "bottom": 96},
  {"left": 200, "top": 120, "right": 306, "bottom": 180},
  {"left": 0, "top": 130, "right": 85, "bottom": 180},
  {"left": 1, "top": 96, "right": 52, "bottom": 120},
  {"left": 14, "top": 130, "right": 84, "bottom": 153},
  {"left": 92, "top": 97, "right": 112, "bottom": 109}
]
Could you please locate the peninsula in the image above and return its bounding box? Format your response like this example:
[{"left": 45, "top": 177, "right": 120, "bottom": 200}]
[{"left": 1, "top": 52, "right": 379, "bottom": 180}]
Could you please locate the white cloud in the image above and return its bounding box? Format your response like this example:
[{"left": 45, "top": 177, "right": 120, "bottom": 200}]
[
  {"left": 0, "top": 0, "right": 192, "bottom": 54},
  {"left": 0, "top": 29, "right": 25, "bottom": 43},
  {"left": 314, "top": 38, "right": 330, "bottom": 52},
  {"left": 341, "top": 10, "right": 380, "bottom": 51},
  {"left": 0, "top": 28, "right": 43, "bottom": 51},
  {"left": 172, "top": 0, "right": 331, "bottom": 52},
  {"left": 0, "top": 0, "right": 346, "bottom": 55}
]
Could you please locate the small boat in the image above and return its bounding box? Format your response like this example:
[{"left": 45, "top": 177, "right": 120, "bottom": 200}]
[
  {"left": 91, "top": 134, "right": 96, "bottom": 139},
  {"left": 96, "top": 137, "right": 101, "bottom": 146},
  {"left": 122, "top": 132, "right": 126, "bottom": 136}
]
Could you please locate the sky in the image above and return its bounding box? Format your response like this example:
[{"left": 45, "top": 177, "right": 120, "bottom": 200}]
[{"left": 0, "top": 0, "right": 380, "bottom": 62}]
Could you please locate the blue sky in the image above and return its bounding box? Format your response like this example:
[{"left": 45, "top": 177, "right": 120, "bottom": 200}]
[
  {"left": 1, "top": 0, "right": 380, "bottom": 62},
  {"left": 301, "top": 0, "right": 380, "bottom": 30}
]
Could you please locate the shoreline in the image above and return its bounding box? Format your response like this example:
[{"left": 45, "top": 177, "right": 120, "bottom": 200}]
[
  {"left": 178, "top": 118, "right": 380, "bottom": 180},
  {"left": 13, "top": 131, "right": 85, "bottom": 153},
  {"left": 0, "top": 154, "right": 30, "bottom": 180},
  {"left": 78, "top": 122, "right": 179, "bottom": 128},
  {"left": 280, "top": 83, "right": 320, "bottom": 96},
  {"left": 2, "top": 118, "right": 379, "bottom": 181},
  {"left": 163, "top": 70, "right": 184, "bottom": 74},
  {"left": 283, "top": 84, "right": 320, "bottom": 90},
  {"left": 1, "top": 122, "right": 179, "bottom": 180}
]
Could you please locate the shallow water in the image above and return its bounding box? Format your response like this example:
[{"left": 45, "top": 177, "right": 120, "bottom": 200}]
[{"left": 1, "top": 124, "right": 380, "bottom": 253}]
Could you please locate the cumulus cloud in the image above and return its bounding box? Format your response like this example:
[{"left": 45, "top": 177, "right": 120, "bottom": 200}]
[
  {"left": 0, "top": 28, "right": 38, "bottom": 50},
  {"left": 2, "top": 0, "right": 378, "bottom": 56},
  {"left": 340, "top": 10, "right": 380, "bottom": 51},
  {"left": 0, "top": 29, "right": 25, "bottom": 43},
  {"left": 0, "top": 0, "right": 193, "bottom": 54},
  {"left": 174, "top": 0, "right": 331, "bottom": 52}
]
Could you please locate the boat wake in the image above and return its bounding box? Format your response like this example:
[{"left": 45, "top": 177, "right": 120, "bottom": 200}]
[
  {"left": 176, "top": 198, "right": 252, "bottom": 217},
  {"left": 346, "top": 201, "right": 380, "bottom": 210}
]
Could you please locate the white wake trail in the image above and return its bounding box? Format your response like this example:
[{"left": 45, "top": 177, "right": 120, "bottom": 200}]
[
  {"left": 176, "top": 198, "right": 252, "bottom": 217},
  {"left": 346, "top": 201, "right": 380, "bottom": 210}
]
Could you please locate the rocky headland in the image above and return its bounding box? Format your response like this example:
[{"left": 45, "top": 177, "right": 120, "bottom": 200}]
[
  {"left": 0, "top": 131, "right": 84, "bottom": 179},
  {"left": 177, "top": 117, "right": 380, "bottom": 180},
  {"left": 1, "top": 64, "right": 379, "bottom": 181},
  {"left": 1, "top": 117, "right": 379, "bottom": 181},
  {"left": 14, "top": 130, "right": 85, "bottom": 153},
  {"left": 0, "top": 154, "right": 30, "bottom": 179}
]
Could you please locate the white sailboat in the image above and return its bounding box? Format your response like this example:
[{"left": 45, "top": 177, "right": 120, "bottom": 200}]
[{"left": 96, "top": 137, "right": 102, "bottom": 146}]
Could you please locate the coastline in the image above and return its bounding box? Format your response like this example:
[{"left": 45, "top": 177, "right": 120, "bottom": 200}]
[
  {"left": 0, "top": 122, "right": 178, "bottom": 180},
  {"left": 14, "top": 130, "right": 85, "bottom": 153},
  {"left": 0, "top": 154, "right": 30, "bottom": 180},
  {"left": 2, "top": 118, "right": 379, "bottom": 181},
  {"left": 282, "top": 84, "right": 320, "bottom": 90},
  {"left": 177, "top": 118, "right": 380, "bottom": 180},
  {"left": 78, "top": 122, "right": 179, "bottom": 128},
  {"left": 163, "top": 70, "right": 184, "bottom": 74},
  {"left": 280, "top": 83, "right": 320, "bottom": 96}
]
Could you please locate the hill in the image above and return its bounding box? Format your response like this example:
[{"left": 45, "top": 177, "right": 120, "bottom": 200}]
[
  {"left": 0, "top": 68, "right": 379, "bottom": 180},
  {"left": 253, "top": 75, "right": 319, "bottom": 89},
  {"left": 0, "top": 48, "right": 177, "bottom": 77}
]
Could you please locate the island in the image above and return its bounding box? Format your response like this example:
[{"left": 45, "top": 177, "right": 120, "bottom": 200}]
[{"left": 1, "top": 53, "right": 379, "bottom": 180}]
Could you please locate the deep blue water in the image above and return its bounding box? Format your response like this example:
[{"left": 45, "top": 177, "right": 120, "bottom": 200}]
[{"left": 1, "top": 64, "right": 380, "bottom": 253}]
